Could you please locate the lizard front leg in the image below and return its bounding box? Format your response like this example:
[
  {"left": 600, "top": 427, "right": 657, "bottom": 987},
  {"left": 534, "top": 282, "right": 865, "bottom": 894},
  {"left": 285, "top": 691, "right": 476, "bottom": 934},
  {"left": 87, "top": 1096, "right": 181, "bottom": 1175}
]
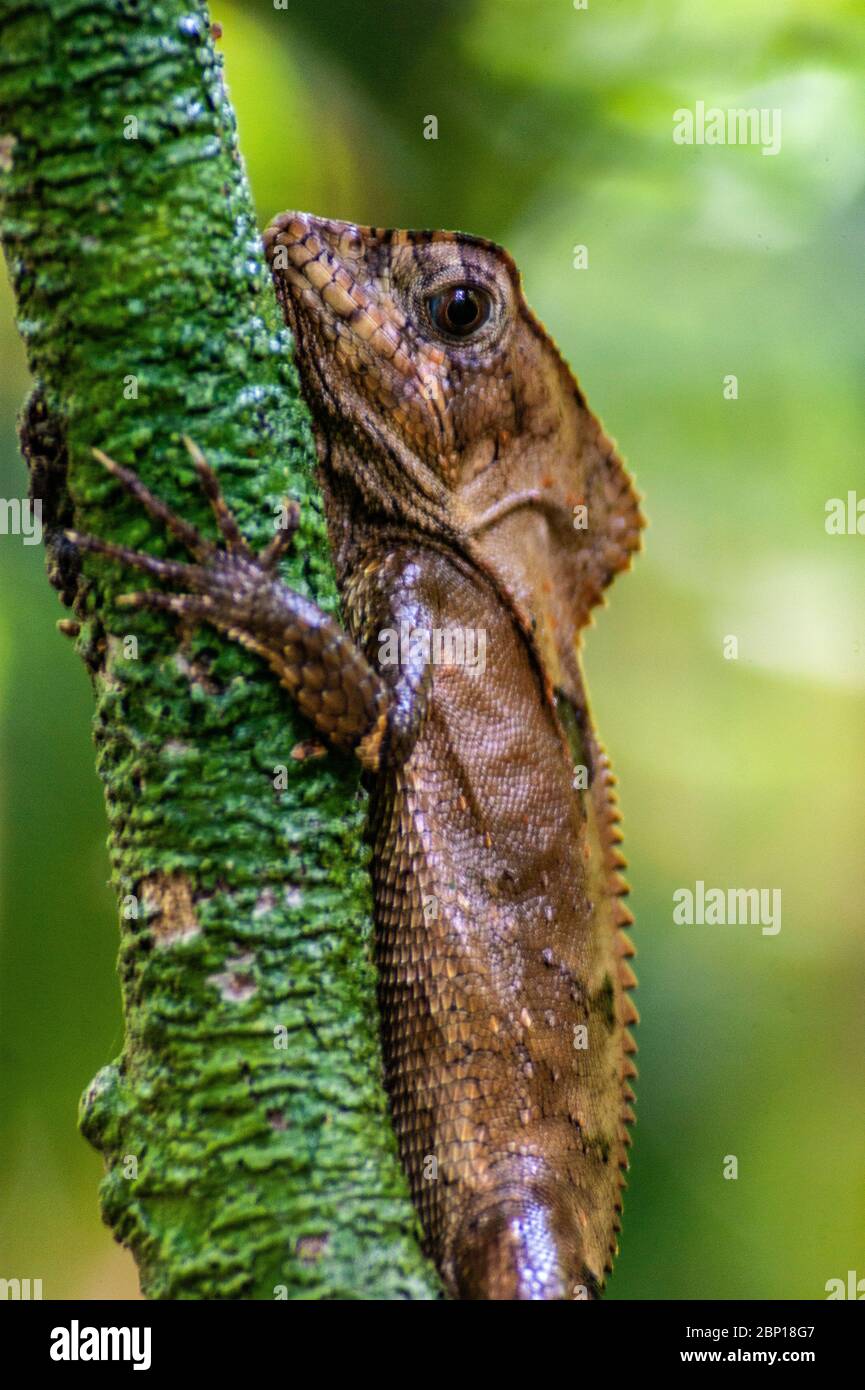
[{"left": 67, "top": 442, "right": 391, "bottom": 772}]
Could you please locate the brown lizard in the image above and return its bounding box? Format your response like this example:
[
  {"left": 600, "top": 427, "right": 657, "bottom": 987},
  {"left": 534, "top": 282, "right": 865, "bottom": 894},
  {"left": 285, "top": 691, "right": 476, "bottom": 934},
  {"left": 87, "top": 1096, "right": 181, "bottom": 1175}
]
[{"left": 69, "top": 214, "right": 644, "bottom": 1300}]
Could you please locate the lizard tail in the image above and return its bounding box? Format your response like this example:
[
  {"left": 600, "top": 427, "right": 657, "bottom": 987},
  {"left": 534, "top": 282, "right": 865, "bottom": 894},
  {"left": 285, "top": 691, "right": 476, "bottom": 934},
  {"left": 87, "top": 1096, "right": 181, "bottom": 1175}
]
[{"left": 451, "top": 1194, "right": 600, "bottom": 1301}]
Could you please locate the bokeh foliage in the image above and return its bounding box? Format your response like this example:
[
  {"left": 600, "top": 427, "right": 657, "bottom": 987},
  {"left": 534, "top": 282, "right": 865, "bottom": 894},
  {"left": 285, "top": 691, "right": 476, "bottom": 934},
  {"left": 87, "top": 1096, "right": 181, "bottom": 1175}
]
[{"left": 1, "top": 0, "right": 863, "bottom": 1298}]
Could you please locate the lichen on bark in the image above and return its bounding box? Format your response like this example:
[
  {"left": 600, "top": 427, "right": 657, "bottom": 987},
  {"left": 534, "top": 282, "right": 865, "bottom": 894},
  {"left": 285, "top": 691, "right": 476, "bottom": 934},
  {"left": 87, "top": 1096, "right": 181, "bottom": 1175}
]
[{"left": 0, "top": 0, "right": 439, "bottom": 1298}]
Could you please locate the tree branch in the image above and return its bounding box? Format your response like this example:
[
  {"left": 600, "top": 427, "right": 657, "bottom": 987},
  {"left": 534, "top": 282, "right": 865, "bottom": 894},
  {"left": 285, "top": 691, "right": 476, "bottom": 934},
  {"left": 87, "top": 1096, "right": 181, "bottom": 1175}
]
[{"left": 0, "top": 0, "right": 438, "bottom": 1299}]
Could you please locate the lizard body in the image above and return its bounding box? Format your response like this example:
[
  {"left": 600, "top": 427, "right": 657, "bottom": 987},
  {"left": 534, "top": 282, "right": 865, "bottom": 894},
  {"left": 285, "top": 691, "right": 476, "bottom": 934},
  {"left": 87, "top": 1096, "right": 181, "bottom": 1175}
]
[{"left": 71, "top": 214, "right": 643, "bottom": 1299}]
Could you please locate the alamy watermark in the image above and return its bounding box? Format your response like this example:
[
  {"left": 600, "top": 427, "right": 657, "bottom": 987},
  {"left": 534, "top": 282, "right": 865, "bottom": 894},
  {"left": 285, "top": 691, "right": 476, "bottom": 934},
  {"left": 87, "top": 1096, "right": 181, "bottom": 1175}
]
[
  {"left": 0, "top": 497, "right": 42, "bottom": 545},
  {"left": 825, "top": 1270, "right": 864, "bottom": 1299},
  {"left": 673, "top": 880, "right": 781, "bottom": 936},
  {"left": 50, "top": 1321, "right": 151, "bottom": 1370},
  {"left": 825, "top": 492, "right": 865, "bottom": 535},
  {"left": 378, "top": 621, "right": 487, "bottom": 674},
  {"left": 0, "top": 1276, "right": 42, "bottom": 1298},
  {"left": 673, "top": 101, "right": 782, "bottom": 157}
]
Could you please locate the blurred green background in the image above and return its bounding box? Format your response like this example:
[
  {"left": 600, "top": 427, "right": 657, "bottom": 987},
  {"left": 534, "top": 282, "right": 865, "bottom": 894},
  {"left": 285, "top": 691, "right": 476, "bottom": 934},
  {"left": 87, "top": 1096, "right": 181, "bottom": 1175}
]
[{"left": 1, "top": 0, "right": 863, "bottom": 1299}]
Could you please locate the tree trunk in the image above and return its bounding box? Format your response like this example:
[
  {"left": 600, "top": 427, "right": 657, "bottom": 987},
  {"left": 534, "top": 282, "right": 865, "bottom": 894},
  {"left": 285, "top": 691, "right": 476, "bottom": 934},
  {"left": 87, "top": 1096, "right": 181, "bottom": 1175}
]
[{"left": 0, "top": 0, "right": 438, "bottom": 1299}]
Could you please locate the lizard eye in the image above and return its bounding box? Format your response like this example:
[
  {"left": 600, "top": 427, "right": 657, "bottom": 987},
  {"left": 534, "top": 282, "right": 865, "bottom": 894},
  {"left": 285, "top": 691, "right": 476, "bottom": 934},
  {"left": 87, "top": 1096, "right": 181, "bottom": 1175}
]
[{"left": 427, "top": 284, "right": 491, "bottom": 339}]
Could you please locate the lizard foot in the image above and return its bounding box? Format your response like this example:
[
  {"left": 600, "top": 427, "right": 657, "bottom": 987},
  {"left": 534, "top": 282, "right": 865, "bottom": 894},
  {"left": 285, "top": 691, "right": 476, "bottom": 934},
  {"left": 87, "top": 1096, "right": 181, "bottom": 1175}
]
[
  {"left": 65, "top": 440, "right": 390, "bottom": 761},
  {"left": 66, "top": 439, "right": 301, "bottom": 619}
]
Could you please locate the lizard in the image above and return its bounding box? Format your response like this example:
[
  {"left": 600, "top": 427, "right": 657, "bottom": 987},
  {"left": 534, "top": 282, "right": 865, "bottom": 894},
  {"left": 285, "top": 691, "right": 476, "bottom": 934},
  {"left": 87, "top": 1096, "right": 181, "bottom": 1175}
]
[{"left": 68, "top": 213, "right": 644, "bottom": 1300}]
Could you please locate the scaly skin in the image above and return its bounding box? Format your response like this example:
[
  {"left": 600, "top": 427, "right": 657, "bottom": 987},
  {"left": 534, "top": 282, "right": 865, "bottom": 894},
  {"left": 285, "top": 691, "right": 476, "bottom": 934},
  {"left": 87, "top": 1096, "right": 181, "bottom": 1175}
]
[{"left": 71, "top": 214, "right": 643, "bottom": 1299}]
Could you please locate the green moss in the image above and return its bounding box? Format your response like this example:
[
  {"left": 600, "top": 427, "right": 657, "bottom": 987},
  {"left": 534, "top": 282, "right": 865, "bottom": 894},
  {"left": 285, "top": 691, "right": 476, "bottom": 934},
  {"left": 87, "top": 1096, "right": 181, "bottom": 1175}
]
[{"left": 0, "top": 0, "right": 438, "bottom": 1298}]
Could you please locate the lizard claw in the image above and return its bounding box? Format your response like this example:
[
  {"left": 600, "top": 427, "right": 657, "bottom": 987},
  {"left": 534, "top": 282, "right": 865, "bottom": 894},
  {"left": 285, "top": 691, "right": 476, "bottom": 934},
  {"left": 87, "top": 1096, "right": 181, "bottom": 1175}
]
[
  {"left": 92, "top": 447, "right": 214, "bottom": 562},
  {"left": 259, "top": 498, "right": 301, "bottom": 571},
  {"left": 68, "top": 446, "right": 306, "bottom": 634},
  {"left": 77, "top": 443, "right": 301, "bottom": 576},
  {"left": 180, "top": 437, "right": 252, "bottom": 557},
  {"left": 116, "top": 590, "right": 217, "bottom": 619},
  {"left": 65, "top": 529, "right": 207, "bottom": 588}
]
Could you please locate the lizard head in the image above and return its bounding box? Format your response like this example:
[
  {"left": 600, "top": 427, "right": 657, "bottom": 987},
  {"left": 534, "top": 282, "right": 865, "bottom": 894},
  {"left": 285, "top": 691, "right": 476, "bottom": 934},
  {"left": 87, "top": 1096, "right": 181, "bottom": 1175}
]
[
  {"left": 265, "top": 212, "right": 643, "bottom": 694},
  {"left": 265, "top": 212, "right": 528, "bottom": 477}
]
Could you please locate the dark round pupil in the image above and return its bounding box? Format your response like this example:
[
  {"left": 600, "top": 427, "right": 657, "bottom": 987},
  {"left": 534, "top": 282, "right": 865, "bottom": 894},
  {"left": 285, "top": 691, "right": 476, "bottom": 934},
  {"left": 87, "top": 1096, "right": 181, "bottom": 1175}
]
[
  {"left": 430, "top": 285, "right": 489, "bottom": 337},
  {"left": 446, "top": 288, "right": 480, "bottom": 329}
]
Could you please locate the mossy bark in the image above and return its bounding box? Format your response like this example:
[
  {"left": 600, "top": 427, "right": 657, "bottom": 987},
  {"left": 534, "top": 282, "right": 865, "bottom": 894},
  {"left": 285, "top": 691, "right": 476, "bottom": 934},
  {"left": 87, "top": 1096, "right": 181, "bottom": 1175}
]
[{"left": 0, "top": 0, "right": 439, "bottom": 1298}]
